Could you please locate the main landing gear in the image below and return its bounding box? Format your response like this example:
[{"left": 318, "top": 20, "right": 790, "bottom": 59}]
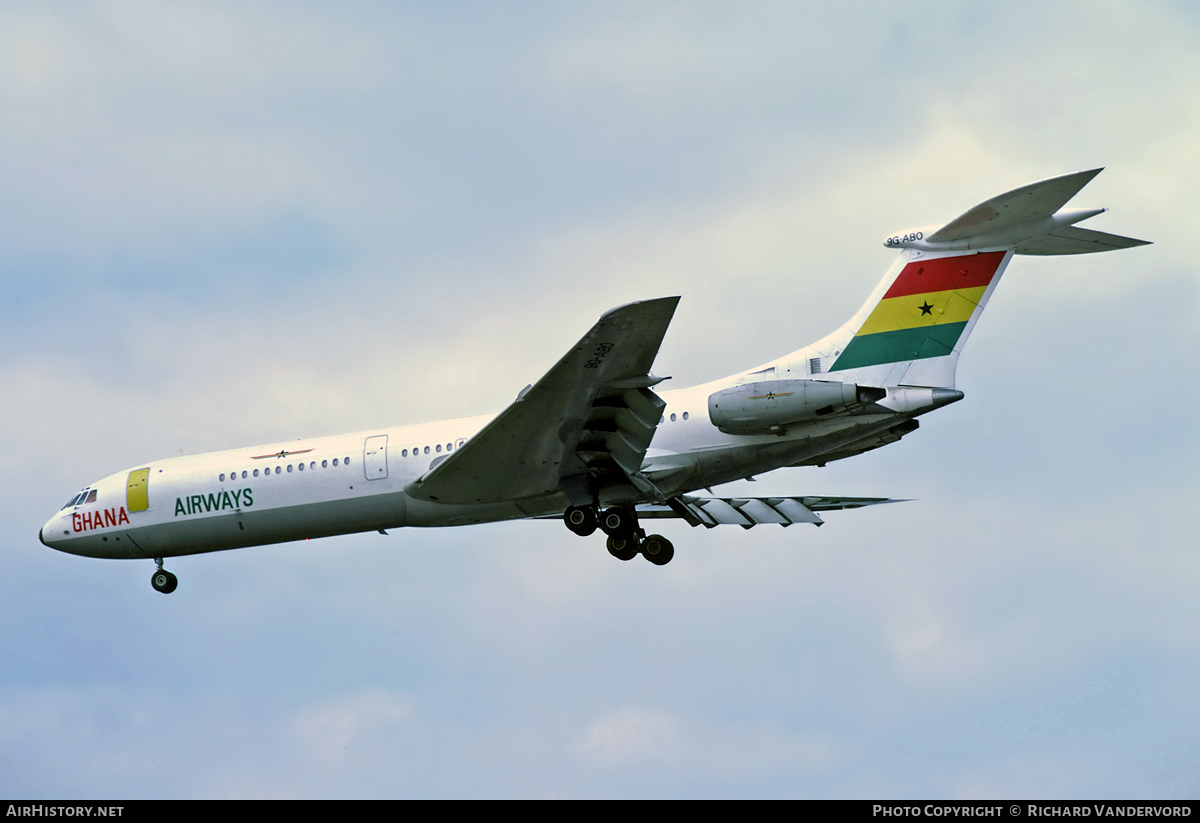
[
  {"left": 563, "top": 505, "right": 675, "bottom": 566},
  {"left": 151, "top": 558, "right": 178, "bottom": 594}
]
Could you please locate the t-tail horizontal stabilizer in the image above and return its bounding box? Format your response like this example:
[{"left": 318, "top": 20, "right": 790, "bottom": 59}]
[{"left": 885, "top": 168, "right": 1151, "bottom": 255}]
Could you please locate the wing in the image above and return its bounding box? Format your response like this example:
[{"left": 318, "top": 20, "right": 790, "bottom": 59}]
[
  {"left": 635, "top": 495, "right": 905, "bottom": 528},
  {"left": 927, "top": 168, "right": 1104, "bottom": 242},
  {"left": 405, "top": 297, "right": 679, "bottom": 505}
]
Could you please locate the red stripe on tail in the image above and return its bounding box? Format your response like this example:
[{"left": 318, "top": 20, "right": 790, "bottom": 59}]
[{"left": 883, "top": 251, "right": 1006, "bottom": 299}]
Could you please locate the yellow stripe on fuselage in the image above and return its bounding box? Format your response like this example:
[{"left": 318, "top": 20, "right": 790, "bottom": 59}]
[{"left": 856, "top": 286, "right": 987, "bottom": 337}]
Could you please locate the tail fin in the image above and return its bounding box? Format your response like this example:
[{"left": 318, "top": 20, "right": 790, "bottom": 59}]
[{"left": 818, "top": 169, "right": 1149, "bottom": 388}]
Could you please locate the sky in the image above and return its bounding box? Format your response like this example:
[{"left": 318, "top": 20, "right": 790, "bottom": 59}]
[{"left": 1, "top": 0, "right": 1198, "bottom": 799}]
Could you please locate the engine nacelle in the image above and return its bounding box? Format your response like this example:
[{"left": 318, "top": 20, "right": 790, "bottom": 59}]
[{"left": 707, "top": 379, "right": 886, "bottom": 435}]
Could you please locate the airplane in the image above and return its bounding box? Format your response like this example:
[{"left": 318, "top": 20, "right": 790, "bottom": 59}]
[{"left": 39, "top": 169, "right": 1149, "bottom": 593}]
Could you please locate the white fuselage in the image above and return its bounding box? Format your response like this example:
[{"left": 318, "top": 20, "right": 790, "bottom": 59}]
[{"left": 39, "top": 378, "right": 926, "bottom": 561}]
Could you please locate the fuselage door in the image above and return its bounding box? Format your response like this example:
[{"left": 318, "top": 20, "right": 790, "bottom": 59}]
[
  {"left": 127, "top": 468, "right": 150, "bottom": 512},
  {"left": 364, "top": 435, "right": 388, "bottom": 480}
]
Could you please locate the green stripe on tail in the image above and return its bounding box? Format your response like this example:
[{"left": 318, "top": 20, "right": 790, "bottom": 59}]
[{"left": 831, "top": 322, "right": 968, "bottom": 371}]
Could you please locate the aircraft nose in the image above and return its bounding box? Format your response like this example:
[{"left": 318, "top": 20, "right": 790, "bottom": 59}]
[{"left": 39, "top": 512, "right": 69, "bottom": 552}]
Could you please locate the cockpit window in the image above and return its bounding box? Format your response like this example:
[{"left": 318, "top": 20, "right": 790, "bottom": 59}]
[{"left": 61, "top": 489, "right": 98, "bottom": 509}]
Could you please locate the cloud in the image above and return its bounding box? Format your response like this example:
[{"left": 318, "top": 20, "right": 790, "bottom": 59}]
[
  {"left": 3, "top": 0, "right": 1199, "bottom": 800},
  {"left": 573, "top": 707, "right": 679, "bottom": 764},
  {"left": 293, "top": 689, "right": 416, "bottom": 765}
]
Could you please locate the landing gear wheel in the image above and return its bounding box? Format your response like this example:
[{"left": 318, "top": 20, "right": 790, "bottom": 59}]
[
  {"left": 641, "top": 534, "right": 675, "bottom": 566},
  {"left": 606, "top": 534, "right": 639, "bottom": 561},
  {"left": 600, "top": 507, "right": 635, "bottom": 537},
  {"left": 564, "top": 505, "right": 597, "bottom": 537},
  {"left": 151, "top": 569, "right": 178, "bottom": 594}
]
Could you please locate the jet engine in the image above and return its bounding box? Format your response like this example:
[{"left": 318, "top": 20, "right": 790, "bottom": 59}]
[{"left": 707, "top": 379, "right": 886, "bottom": 435}]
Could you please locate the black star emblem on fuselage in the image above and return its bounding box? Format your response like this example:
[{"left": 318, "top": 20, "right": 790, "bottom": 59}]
[{"left": 918, "top": 301, "right": 934, "bottom": 316}]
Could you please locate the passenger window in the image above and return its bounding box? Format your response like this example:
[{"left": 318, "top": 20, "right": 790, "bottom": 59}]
[
  {"left": 287, "top": 465, "right": 293, "bottom": 473},
  {"left": 253, "top": 469, "right": 259, "bottom": 477},
  {"left": 242, "top": 471, "right": 248, "bottom": 479},
  {"left": 219, "top": 474, "right": 225, "bottom": 482},
  {"left": 322, "top": 460, "right": 328, "bottom": 468},
  {"left": 423, "top": 446, "right": 429, "bottom": 455},
  {"left": 436, "top": 444, "right": 442, "bottom": 453},
  {"left": 670, "top": 413, "right": 676, "bottom": 422},
  {"left": 275, "top": 466, "right": 281, "bottom": 474},
  {"left": 682, "top": 412, "right": 689, "bottom": 420},
  {"left": 298, "top": 463, "right": 305, "bottom": 471},
  {"left": 333, "top": 459, "right": 339, "bottom": 466},
  {"left": 344, "top": 456, "right": 350, "bottom": 464}
]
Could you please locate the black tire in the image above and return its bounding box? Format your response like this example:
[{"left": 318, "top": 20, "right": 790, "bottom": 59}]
[
  {"left": 606, "top": 534, "right": 639, "bottom": 561},
  {"left": 151, "top": 570, "right": 178, "bottom": 594},
  {"left": 564, "top": 505, "right": 597, "bottom": 537},
  {"left": 600, "top": 507, "right": 633, "bottom": 537},
  {"left": 642, "top": 534, "right": 674, "bottom": 566}
]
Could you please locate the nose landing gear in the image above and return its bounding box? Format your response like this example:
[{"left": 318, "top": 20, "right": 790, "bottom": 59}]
[
  {"left": 151, "top": 558, "right": 178, "bottom": 594},
  {"left": 565, "top": 504, "right": 676, "bottom": 565}
]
